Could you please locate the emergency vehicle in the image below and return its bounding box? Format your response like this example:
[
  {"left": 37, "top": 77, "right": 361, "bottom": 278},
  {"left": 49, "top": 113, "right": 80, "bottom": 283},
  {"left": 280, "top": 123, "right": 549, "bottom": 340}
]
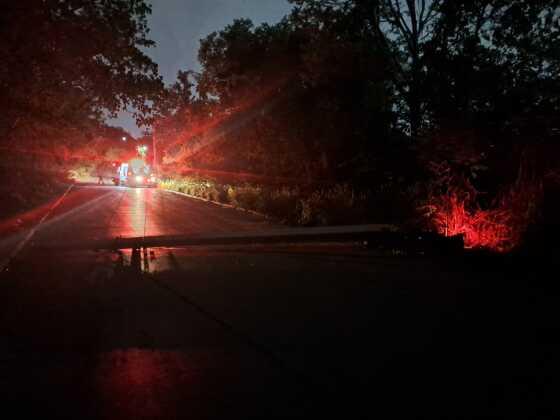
[{"left": 113, "top": 159, "right": 157, "bottom": 187}]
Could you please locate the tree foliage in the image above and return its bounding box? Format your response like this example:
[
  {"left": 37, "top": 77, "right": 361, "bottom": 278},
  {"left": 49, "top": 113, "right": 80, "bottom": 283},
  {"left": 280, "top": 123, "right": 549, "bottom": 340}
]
[
  {"left": 157, "top": 14, "right": 396, "bottom": 183},
  {"left": 0, "top": 0, "right": 163, "bottom": 149}
]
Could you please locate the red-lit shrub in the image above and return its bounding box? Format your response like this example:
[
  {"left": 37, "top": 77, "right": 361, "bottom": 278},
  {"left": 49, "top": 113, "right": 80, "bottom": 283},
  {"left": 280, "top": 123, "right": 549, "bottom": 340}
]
[{"left": 422, "top": 178, "right": 542, "bottom": 252}]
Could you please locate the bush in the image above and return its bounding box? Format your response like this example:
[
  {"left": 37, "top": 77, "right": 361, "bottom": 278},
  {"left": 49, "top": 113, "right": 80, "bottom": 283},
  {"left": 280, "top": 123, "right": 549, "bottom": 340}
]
[
  {"left": 420, "top": 177, "right": 542, "bottom": 252},
  {"left": 298, "top": 184, "right": 363, "bottom": 226},
  {"left": 217, "top": 186, "right": 229, "bottom": 203},
  {"left": 68, "top": 164, "right": 95, "bottom": 182},
  {"left": 264, "top": 187, "right": 301, "bottom": 223},
  {"left": 224, "top": 184, "right": 264, "bottom": 212}
]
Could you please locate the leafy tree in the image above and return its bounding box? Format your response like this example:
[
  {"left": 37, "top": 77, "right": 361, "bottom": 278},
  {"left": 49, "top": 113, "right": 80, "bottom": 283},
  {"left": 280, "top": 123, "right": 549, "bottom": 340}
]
[
  {"left": 0, "top": 0, "right": 163, "bottom": 151},
  {"left": 158, "top": 15, "right": 395, "bottom": 182},
  {"left": 289, "top": 0, "right": 559, "bottom": 184},
  {"left": 417, "top": 1, "right": 560, "bottom": 190},
  {"left": 290, "top": 0, "right": 442, "bottom": 137},
  {"left": 427, "top": 1, "right": 560, "bottom": 130}
]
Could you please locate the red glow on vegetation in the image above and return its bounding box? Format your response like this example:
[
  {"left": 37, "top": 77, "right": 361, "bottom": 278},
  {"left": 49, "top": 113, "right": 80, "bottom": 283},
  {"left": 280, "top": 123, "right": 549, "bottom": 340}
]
[
  {"left": 425, "top": 180, "right": 541, "bottom": 252},
  {"left": 428, "top": 192, "right": 515, "bottom": 252}
]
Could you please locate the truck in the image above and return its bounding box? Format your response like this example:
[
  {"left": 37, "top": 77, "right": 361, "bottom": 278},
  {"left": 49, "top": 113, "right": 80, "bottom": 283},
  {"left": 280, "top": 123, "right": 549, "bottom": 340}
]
[{"left": 113, "top": 158, "right": 158, "bottom": 187}]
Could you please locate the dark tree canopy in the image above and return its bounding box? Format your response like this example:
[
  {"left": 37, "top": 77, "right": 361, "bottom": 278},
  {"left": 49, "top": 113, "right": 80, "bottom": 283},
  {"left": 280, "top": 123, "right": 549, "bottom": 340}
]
[
  {"left": 0, "top": 0, "right": 163, "bottom": 147},
  {"left": 158, "top": 15, "right": 396, "bottom": 182}
]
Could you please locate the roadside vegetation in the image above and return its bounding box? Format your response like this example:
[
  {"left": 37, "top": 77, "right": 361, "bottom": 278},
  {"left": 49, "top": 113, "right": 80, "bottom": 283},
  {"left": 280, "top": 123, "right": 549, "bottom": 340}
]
[{"left": 160, "top": 176, "right": 414, "bottom": 226}]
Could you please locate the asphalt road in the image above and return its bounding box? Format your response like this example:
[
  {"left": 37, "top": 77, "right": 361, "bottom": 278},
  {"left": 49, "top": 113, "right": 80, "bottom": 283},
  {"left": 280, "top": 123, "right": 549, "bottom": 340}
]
[{"left": 0, "top": 185, "right": 558, "bottom": 419}]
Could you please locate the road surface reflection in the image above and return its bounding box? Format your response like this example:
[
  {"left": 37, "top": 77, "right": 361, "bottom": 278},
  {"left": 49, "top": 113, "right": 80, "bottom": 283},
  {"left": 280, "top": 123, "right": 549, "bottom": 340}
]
[
  {"left": 108, "top": 188, "right": 162, "bottom": 238},
  {"left": 95, "top": 349, "right": 193, "bottom": 420}
]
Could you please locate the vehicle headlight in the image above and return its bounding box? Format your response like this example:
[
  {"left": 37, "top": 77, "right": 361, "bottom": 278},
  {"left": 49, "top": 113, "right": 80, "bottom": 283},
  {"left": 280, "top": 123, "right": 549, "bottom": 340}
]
[{"left": 135, "top": 175, "right": 144, "bottom": 183}]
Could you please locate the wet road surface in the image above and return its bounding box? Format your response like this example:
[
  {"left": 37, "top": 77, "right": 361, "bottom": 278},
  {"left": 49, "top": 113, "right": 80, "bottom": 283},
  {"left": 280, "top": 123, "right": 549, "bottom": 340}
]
[{"left": 0, "top": 185, "right": 558, "bottom": 419}]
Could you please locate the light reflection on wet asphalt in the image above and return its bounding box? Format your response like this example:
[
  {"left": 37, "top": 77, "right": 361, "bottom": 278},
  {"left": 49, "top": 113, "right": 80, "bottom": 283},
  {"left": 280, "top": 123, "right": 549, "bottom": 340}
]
[{"left": 25, "top": 185, "right": 273, "bottom": 246}]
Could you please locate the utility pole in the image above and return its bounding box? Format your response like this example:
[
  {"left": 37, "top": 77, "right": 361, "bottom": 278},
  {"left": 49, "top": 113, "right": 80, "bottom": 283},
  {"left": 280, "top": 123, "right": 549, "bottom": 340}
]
[{"left": 152, "top": 132, "right": 157, "bottom": 173}]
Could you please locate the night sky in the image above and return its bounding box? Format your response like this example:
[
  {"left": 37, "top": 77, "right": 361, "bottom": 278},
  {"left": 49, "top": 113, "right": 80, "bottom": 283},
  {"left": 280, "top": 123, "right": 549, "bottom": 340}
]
[{"left": 112, "top": 0, "right": 293, "bottom": 137}]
